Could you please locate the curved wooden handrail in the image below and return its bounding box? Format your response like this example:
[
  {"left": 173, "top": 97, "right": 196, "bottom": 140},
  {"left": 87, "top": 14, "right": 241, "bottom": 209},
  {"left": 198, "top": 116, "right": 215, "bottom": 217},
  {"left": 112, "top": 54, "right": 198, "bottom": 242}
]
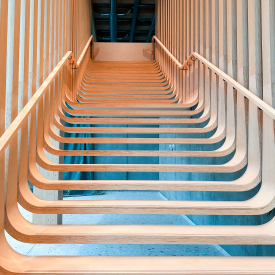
[
  {"left": 152, "top": 36, "right": 275, "bottom": 120},
  {"left": 152, "top": 36, "right": 190, "bottom": 69}
]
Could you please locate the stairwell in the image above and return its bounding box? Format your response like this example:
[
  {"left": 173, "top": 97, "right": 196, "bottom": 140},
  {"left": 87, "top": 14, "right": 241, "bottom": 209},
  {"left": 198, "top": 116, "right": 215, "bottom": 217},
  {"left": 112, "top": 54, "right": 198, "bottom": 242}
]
[{"left": 1, "top": 0, "right": 275, "bottom": 274}]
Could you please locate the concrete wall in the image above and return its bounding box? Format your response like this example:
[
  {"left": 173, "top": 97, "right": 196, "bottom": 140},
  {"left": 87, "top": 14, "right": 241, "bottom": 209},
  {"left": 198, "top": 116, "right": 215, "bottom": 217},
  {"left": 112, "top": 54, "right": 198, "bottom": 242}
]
[
  {"left": 93, "top": 42, "right": 152, "bottom": 62},
  {"left": 94, "top": 123, "right": 159, "bottom": 181}
]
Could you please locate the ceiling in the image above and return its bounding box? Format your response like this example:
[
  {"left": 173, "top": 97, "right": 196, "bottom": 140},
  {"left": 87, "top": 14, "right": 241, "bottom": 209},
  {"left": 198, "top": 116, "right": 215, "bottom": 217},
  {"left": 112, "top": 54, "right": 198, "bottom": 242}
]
[{"left": 92, "top": 0, "right": 155, "bottom": 43}]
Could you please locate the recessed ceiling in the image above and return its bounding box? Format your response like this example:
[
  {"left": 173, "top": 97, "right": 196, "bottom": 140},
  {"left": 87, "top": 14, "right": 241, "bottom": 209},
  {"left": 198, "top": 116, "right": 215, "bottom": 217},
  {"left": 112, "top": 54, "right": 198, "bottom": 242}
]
[{"left": 92, "top": 0, "right": 155, "bottom": 42}]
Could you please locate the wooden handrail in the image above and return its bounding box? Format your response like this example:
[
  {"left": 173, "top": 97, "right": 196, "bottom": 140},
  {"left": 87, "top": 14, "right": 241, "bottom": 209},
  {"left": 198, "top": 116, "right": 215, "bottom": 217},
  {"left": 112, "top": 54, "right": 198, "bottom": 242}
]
[
  {"left": 0, "top": 36, "right": 94, "bottom": 157},
  {"left": 2, "top": 34, "right": 274, "bottom": 274},
  {"left": 152, "top": 36, "right": 275, "bottom": 120},
  {"left": 193, "top": 53, "right": 275, "bottom": 121},
  {"left": 152, "top": 36, "right": 191, "bottom": 69},
  {"left": 77, "top": 35, "right": 93, "bottom": 67},
  {"left": 0, "top": 52, "right": 72, "bottom": 157},
  {"left": 70, "top": 35, "right": 93, "bottom": 67}
]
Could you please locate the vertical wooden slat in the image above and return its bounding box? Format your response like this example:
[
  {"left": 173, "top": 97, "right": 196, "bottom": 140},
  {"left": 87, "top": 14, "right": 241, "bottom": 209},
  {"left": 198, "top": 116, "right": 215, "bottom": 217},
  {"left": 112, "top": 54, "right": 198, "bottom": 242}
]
[
  {"left": 22, "top": 0, "right": 30, "bottom": 109},
  {"left": 12, "top": 0, "right": 20, "bottom": 120},
  {"left": 254, "top": 0, "right": 263, "bottom": 99},
  {"left": 169, "top": 0, "right": 172, "bottom": 81},
  {"left": 0, "top": 0, "right": 8, "bottom": 229},
  {"left": 183, "top": 0, "right": 187, "bottom": 102},
  {"left": 218, "top": 0, "right": 223, "bottom": 69},
  {"left": 61, "top": 0, "right": 64, "bottom": 58},
  {"left": 189, "top": 0, "right": 194, "bottom": 101},
  {"left": 197, "top": 0, "right": 200, "bottom": 54},
  {"left": 5, "top": 0, "right": 21, "bottom": 232},
  {"left": 27, "top": 0, "right": 33, "bottom": 101},
  {"left": 214, "top": 0, "right": 219, "bottom": 67},
  {"left": 248, "top": 0, "right": 256, "bottom": 94},
  {"left": 167, "top": 0, "right": 169, "bottom": 77},
  {"left": 212, "top": 0, "right": 216, "bottom": 65},
  {"left": 75, "top": 0, "right": 78, "bottom": 59},
  {"left": 237, "top": 0, "right": 243, "bottom": 85},
  {"left": 231, "top": 0, "right": 237, "bottom": 80},
  {"left": 5, "top": 0, "right": 20, "bottom": 128},
  {"left": 167, "top": 0, "right": 170, "bottom": 81},
  {"left": 40, "top": 0, "right": 45, "bottom": 86},
  {"left": 53, "top": 0, "right": 57, "bottom": 67},
  {"left": 270, "top": 0, "right": 275, "bottom": 108},
  {"left": 261, "top": 0, "right": 272, "bottom": 105},
  {"left": 32, "top": 0, "right": 44, "bottom": 225},
  {"left": 45, "top": 0, "right": 50, "bottom": 80},
  {"left": 179, "top": 0, "right": 183, "bottom": 102},
  {"left": 31, "top": 0, "right": 45, "bottom": 224},
  {"left": 192, "top": 0, "right": 196, "bottom": 54},
  {"left": 70, "top": 0, "right": 73, "bottom": 54},
  {"left": 242, "top": 0, "right": 249, "bottom": 89},
  {"left": 64, "top": 0, "right": 67, "bottom": 53},
  {"left": 227, "top": 0, "right": 233, "bottom": 76},
  {"left": 207, "top": 0, "right": 212, "bottom": 61},
  {"left": 261, "top": 0, "right": 275, "bottom": 235},
  {"left": 172, "top": 0, "right": 176, "bottom": 100},
  {"left": 199, "top": 0, "right": 204, "bottom": 55},
  {"left": 223, "top": 0, "right": 227, "bottom": 73},
  {"left": 190, "top": 0, "right": 195, "bottom": 100},
  {"left": 58, "top": 0, "right": 61, "bottom": 62},
  {"left": 31, "top": 0, "right": 38, "bottom": 96},
  {"left": 156, "top": 0, "right": 160, "bottom": 61},
  {"left": 268, "top": 0, "right": 275, "bottom": 107},
  {"left": 183, "top": 0, "right": 188, "bottom": 60},
  {"left": 202, "top": 0, "right": 206, "bottom": 57},
  {"left": 160, "top": 0, "right": 163, "bottom": 62},
  {"left": 175, "top": 0, "right": 179, "bottom": 100},
  {"left": 188, "top": 0, "right": 191, "bottom": 57},
  {"left": 18, "top": 0, "right": 26, "bottom": 114}
]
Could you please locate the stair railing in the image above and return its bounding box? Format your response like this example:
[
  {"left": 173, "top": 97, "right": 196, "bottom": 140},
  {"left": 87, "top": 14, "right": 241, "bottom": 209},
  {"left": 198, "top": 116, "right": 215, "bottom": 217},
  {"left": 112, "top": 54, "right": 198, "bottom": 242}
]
[
  {"left": 152, "top": 35, "right": 275, "bottom": 119},
  {"left": 151, "top": 34, "right": 275, "bottom": 240},
  {"left": 0, "top": 34, "right": 275, "bottom": 274},
  {"left": 0, "top": 35, "right": 93, "bottom": 156},
  {"left": 0, "top": 36, "right": 93, "bottom": 274}
]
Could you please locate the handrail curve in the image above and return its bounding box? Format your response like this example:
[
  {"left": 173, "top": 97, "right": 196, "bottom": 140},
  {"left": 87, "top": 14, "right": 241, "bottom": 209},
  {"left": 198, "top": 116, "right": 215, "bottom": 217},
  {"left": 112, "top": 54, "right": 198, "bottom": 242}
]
[{"left": 152, "top": 36, "right": 275, "bottom": 120}]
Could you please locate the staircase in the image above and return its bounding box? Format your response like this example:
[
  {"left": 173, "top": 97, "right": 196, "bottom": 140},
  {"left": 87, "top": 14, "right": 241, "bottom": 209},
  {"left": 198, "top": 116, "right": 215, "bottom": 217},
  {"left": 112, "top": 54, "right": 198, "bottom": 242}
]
[{"left": 0, "top": 34, "right": 275, "bottom": 274}]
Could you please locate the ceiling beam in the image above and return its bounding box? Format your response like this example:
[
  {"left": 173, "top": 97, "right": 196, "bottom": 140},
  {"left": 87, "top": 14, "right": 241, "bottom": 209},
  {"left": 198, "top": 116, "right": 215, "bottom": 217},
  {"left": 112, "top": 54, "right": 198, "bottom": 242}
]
[
  {"left": 146, "top": 12, "right": 155, "bottom": 42},
  {"left": 94, "top": 13, "right": 154, "bottom": 20},
  {"left": 110, "top": 0, "right": 117, "bottom": 42},
  {"left": 92, "top": 0, "right": 154, "bottom": 4},
  {"left": 129, "top": 0, "right": 140, "bottom": 42}
]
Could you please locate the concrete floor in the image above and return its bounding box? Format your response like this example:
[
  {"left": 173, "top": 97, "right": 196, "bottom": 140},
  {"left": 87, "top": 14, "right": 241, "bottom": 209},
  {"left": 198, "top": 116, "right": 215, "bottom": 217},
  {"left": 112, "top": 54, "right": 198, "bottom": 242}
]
[{"left": 6, "top": 191, "right": 229, "bottom": 256}]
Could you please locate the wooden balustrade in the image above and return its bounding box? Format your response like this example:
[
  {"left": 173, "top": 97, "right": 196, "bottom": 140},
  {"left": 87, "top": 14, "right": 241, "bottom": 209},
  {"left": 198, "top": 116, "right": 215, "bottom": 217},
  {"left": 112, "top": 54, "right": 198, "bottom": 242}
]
[
  {"left": 0, "top": 32, "right": 274, "bottom": 273},
  {"left": 0, "top": 0, "right": 275, "bottom": 270}
]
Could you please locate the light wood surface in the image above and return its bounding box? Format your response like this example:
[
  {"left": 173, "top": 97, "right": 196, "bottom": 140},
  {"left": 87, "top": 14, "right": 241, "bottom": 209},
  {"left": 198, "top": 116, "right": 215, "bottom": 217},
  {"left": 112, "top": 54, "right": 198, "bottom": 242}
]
[{"left": 0, "top": 0, "right": 275, "bottom": 273}]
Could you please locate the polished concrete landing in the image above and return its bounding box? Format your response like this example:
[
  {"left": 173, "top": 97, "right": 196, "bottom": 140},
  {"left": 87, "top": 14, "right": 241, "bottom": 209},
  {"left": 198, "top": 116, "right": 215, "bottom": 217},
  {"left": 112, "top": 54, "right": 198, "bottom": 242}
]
[{"left": 6, "top": 191, "right": 229, "bottom": 256}]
